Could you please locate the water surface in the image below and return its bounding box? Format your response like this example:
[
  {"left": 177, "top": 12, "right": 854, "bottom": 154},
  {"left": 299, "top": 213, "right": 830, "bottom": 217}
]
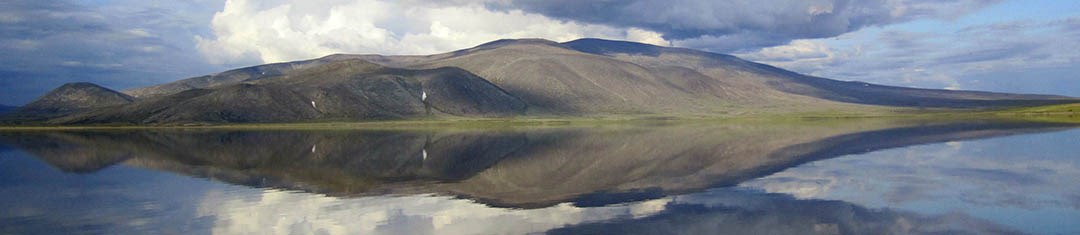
[{"left": 1, "top": 119, "right": 1078, "bottom": 234}]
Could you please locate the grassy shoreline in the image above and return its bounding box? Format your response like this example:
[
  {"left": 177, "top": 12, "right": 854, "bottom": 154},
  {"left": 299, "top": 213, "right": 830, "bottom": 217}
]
[{"left": 2, "top": 107, "right": 1077, "bottom": 131}]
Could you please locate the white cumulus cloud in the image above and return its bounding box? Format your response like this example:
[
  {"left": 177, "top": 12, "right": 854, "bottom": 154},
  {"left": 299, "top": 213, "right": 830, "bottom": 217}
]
[{"left": 195, "top": 0, "right": 670, "bottom": 65}]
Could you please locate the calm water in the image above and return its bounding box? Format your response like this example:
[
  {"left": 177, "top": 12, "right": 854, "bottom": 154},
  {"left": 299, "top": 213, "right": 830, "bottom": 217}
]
[{"left": 1, "top": 120, "right": 1078, "bottom": 234}]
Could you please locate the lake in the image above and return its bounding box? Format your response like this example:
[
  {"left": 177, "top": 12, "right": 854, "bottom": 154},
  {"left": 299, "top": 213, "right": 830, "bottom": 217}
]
[{"left": 1, "top": 119, "right": 1078, "bottom": 234}]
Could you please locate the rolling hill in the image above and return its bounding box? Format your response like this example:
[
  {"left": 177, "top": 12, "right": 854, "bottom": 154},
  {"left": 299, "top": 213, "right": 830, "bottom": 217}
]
[
  {"left": 4, "top": 38, "right": 1077, "bottom": 124},
  {"left": 4, "top": 82, "right": 134, "bottom": 122}
]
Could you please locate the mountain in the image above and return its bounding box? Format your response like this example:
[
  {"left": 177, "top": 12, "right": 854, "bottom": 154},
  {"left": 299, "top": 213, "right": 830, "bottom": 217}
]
[
  {"left": 4, "top": 82, "right": 134, "bottom": 122},
  {"left": 129, "top": 38, "right": 1077, "bottom": 114},
  {"left": 7, "top": 38, "right": 1078, "bottom": 124},
  {"left": 561, "top": 38, "right": 1074, "bottom": 108}
]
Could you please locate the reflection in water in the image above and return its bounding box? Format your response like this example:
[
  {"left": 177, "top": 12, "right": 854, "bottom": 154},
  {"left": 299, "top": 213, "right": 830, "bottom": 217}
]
[
  {"left": 195, "top": 189, "right": 673, "bottom": 235},
  {"left": 549, "top": 189, "right": 1022, "bottom": 235},
  {"left": 741, "top": 128, "right": 1080, "bottom": 234},
  {"left": 3, "top": 130, "right": 528, "bottom": 197},
  {"left": 0, "top": 119, "right": 1078, "bottom": 234}
]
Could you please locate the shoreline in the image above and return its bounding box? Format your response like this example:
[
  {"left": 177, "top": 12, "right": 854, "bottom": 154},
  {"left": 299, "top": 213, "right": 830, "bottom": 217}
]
[{"left": 1, "top": 108, "right": 1077, "bottom": 131}]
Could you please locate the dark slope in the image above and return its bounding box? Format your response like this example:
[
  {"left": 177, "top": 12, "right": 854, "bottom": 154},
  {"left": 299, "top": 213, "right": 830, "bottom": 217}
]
[
  {"left": 4, "top": 82, "right": 133, "bottom": 121},
  {"left": 562, "top": 38, "right": 1076, "bottom": 108},
  {"left": 55, "top": 59, "right": 525, "bottom": 124},
  {"left": 124, "top": 58, "right": 335, "bottom": 98}
]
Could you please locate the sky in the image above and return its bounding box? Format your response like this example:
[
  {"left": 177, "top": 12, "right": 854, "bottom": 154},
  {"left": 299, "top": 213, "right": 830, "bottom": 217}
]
[{"left": 1, "top": 0, "right": 1078, "bottom": 106}]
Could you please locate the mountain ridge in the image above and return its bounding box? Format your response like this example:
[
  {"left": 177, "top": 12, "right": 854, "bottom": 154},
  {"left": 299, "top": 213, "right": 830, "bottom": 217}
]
[{"left": 5, "top": 38, "right": 1078, "bottom": 124}]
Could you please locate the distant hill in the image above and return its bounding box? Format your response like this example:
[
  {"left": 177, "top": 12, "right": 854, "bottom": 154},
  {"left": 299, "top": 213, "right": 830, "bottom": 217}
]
[
  {"left": 5, "top": 38, "right": 1078, "bottom": 124},
  {"left": 4, "top": 82, "right": 133, "bottom": 122},
  {"left": 0, "top": 105, "right": 15, "bottom": 114}
]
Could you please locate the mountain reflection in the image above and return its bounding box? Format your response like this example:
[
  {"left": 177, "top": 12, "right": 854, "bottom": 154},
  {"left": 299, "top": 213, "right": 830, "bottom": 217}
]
[{"left": 0, "top": 120, "right": 1074, "bottom": 208}]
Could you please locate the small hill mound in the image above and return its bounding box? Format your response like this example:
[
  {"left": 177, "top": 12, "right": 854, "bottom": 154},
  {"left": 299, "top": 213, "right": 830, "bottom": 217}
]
[{"left": 5, "top": 82, "right": 133, "bottom": 121}]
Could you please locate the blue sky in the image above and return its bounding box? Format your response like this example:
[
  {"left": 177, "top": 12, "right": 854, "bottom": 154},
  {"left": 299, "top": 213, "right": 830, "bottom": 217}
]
[{"left": 1, "top": 0, "right": 1077, "bottom": 106}]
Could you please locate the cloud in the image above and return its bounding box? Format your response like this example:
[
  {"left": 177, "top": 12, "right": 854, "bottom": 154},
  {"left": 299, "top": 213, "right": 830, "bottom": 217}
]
[
  {"left": 0, "top": 0, "right": 227, "bottom": 105},
  {"left": 500, "top": 0, "right": 1001, "bottom": 52},
  {"left": 737, "top": 17, "right": 1080, "bottom": 94},
  {"left": 935, "top": 43, "right": 1039, "bottom": 64},
  {"left": 193, "top": 0, "right": 1006, "bottom": 66},
  {"left": 738, "top": 39, "right": 838, "bottom": 64},
  {"left": 195, "top": 0, "right": 671, "bottom": 65}
]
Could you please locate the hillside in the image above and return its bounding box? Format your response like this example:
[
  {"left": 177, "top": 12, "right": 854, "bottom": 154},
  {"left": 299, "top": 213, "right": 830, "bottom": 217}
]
[{"left": 5, "top": 38, "right": 1078, "bottom": 124}]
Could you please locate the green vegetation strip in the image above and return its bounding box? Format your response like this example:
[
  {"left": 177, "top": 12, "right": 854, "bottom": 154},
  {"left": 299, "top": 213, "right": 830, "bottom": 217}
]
[
  {"left": 2, "top": 105, "right": 1078, "bottom": 131},
  {"left": 986, "top": 103, "right": 1080, "bottom": 124}
]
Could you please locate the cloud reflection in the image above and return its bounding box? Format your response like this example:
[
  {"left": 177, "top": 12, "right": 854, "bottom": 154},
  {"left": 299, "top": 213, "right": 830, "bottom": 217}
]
[{"left": 196, "top": 189, "right": 671, "bottom": 235}]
